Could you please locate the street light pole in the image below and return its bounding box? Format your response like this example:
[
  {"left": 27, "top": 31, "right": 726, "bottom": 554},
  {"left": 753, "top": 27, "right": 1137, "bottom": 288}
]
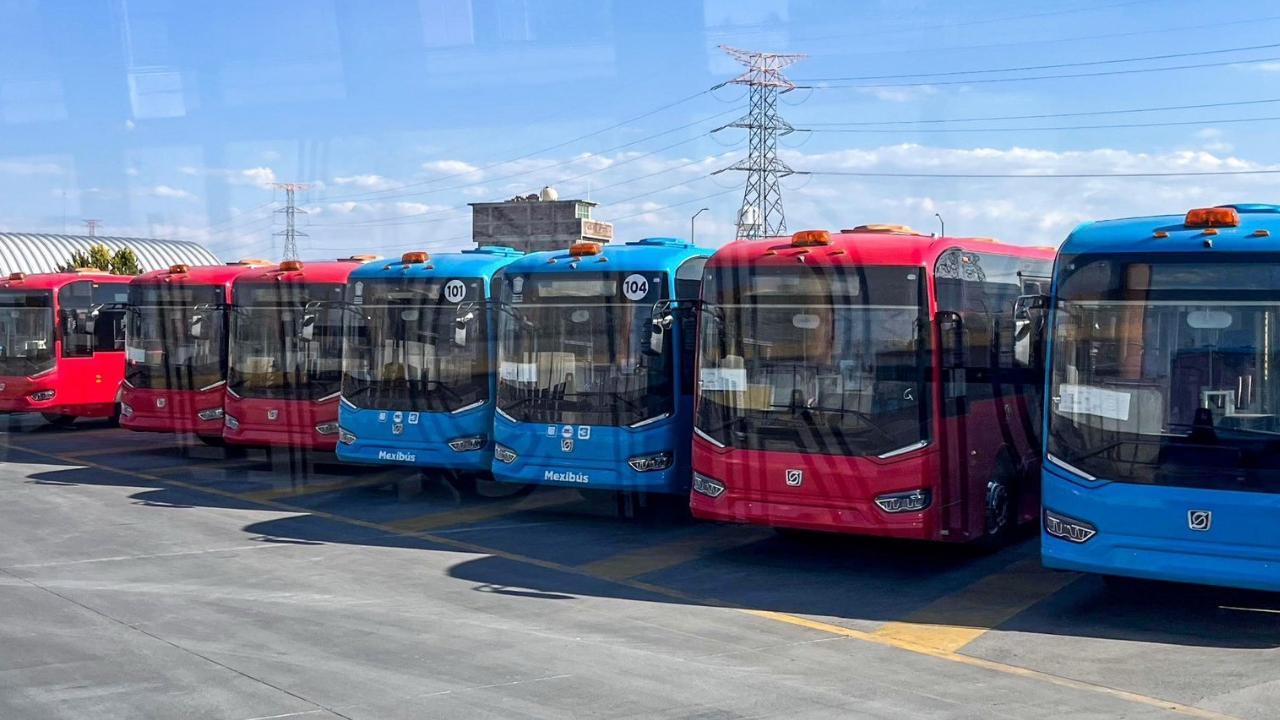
[
  {"left": 934, "top": 212, "right": 945, "bottom": 238},
  {"left": 691, "top": 207, "right": 710, "bottom": 244}
]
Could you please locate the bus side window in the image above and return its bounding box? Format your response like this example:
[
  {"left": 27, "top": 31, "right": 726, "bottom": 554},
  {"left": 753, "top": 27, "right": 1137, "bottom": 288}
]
[
  {"left": 675, "top": 257, "right": 708, "bottom": 397},
  {"left": 91, "top": 283, "right": 128, "bottom": 352},
  {"left": 57, "top": 281, "right": 94, "bottom": 358}
]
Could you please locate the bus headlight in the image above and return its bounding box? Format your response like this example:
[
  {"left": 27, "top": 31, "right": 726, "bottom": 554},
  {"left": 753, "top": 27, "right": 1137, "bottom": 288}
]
[
  {"left": 30, "top": 390, "right": 55, "bottom": 401},
  {"left": 224, "top": 414, "right": 240, "bottom": 430},
  {"left": 874, "top": 489, "right": 932, "bottom": 513},
  {"left": 1044, "top": 509, "right": 1097, "bottom": 544},
  {"left": 494, "top": 444, "right": 518, "bottom": 464},
  {"left": 339, "top": 428, "right": 357, "bottom": 445},
  {"left": 315, "top": 422, "right": 339, "bottom": 435},
  {"left": 628, "top": 451, "right": 672, "bottom": 472},
  {"left": 692, "top": 472, "right": 726, "bottom": 498},
  {"left": 197, "top": 407, "right": 224, "bottom": 421},
  {"left": 120, "top": 402, "right": 134, "bottom": 417},
  {"left": 448, "top": 435, "right": 487, "bottom": 452}
]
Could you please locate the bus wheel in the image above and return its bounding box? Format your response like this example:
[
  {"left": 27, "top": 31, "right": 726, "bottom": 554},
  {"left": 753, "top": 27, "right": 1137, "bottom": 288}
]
[
  {"left": 41, "top": 413, "right": 75, "bottom": 427},
  {"left": 979, "top": 458, "right": 1017, "bottom": 547}
]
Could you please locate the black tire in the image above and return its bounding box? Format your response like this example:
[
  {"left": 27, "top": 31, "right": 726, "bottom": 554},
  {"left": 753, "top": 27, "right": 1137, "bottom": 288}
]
[
  {"left": 41, "top": 413, "right": 75, "bottom": 427},
  {"left": 976, "top": 455, "right": 1018, "bottom": 549}
]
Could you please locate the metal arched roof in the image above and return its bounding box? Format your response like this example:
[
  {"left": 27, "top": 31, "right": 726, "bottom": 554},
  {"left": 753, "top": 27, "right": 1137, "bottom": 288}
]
[{"left": 0, "top": 233, "right": 220, "bottom": 275}]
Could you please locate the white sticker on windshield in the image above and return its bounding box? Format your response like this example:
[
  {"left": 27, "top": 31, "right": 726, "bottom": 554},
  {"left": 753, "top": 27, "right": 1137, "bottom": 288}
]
[
  {"left": 1057, "top": 383, "right": 1131, "bottom": 421},
  {"left": 443, "top": 279, "right": 466, "bottom": 303},
  {"left": 499, "top": 362, "right": 538, "bottom": 382},
  {"left": 622, "top": 274, "right": 649, "bottom": 302},
  {"left": 126, "top": 346, "right": 146, "bottom": 363},
  {"left": 700, "top": 367, "right": 747, "bottom": 392}
]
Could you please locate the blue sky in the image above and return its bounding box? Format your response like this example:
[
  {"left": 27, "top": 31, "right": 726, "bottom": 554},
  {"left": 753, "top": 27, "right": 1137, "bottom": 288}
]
[{"left": 2, "top": 0, "right": 1280, "bottom": 260}]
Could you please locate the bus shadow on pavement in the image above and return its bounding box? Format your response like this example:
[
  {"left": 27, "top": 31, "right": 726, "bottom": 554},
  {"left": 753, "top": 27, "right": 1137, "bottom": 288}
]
[{"left": 16, "top": 447, "right": 1280, "bottom": 653}]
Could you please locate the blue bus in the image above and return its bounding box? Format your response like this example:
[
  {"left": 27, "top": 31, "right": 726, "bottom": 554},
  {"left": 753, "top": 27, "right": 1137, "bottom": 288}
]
[
  {"left": 490, "top": 237, "right": 711, "bottom": 499},
  {"left": 337, "top": 247, "right": 522, "bottom": 474},
  {"left": 1042, "top": 203, "right": 1280, "bottom": 592}
]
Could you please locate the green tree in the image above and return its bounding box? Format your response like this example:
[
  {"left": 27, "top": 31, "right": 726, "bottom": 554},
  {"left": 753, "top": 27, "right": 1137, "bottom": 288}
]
[{"left": 57, "top": 244, "right": 142, "bottom": 275}]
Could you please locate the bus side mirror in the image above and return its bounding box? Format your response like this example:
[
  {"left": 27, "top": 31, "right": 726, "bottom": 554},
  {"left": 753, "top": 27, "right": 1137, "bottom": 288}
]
[
  {"left": 644, "top": 314, "right": 672, "bottom": 356},
  {"left": 82, "top": 308, "right": 99, "bottom": 335},
  {"left": 454, "top": 311, "right": 475, "bottom": 348},
  {"left": 1014, "top": 294, "right": 1049, "bottom": 320},
  {"left": 189, "top": 313, "right": 206, "bottom": 340},
  {"left": 300, "top": 314, "right": 317, "bottom": 341}
]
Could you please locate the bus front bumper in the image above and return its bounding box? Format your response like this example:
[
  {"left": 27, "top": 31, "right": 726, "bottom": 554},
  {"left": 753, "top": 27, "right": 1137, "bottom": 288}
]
[
  {"left": 690, "top": 493, "right": 931, "bottom": 539},
  {"left": 120, "top": 389, "right": 224, "bottom": 436},
  {"left": 336, "top": 438, "right": 491, "bottom": 471},
  {"left": 0, "top": 375, "right": 114, "bottom": 418},
  {"left": 1043, "top": 533, "right": 1280, "bottom": 593}
]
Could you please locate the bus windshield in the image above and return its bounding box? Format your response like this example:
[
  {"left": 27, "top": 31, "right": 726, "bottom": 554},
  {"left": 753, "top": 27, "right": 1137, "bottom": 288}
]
[
  {"left": 696, "top": 265, "right": 929, "bottom": 457},
  {"left": 228, "top": 282, "right": 345, "bottom": 401},
  {"left": 496, "top": 271, "right": 672, "bottom": 426},
  {"left": 342, "top": 277, "right": 488, "bottom": 412},
  {"left": 125, "top": 284, "right": 227, "bottom": 391},
  {"left": 1049, "top": 255, "right": 1280, "bottom": 494},
  {"left": 0, "top": 290, "right": 54, "bottom": 377}
]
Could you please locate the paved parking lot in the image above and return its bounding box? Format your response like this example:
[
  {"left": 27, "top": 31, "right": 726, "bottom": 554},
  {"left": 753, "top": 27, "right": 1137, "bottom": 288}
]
[{"left": 1, "top": 415, "right": 1277, "bottom": 719}]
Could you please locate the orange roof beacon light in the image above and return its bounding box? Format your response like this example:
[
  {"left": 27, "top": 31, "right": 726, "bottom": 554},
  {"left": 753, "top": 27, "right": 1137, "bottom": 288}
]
[
  {"left": 168, "top": 263, "right": 190, "bottom": 274},
  {"left": 791, "top": 229, "right": 832, "bottom": 247},
  {"left": 401, "top": 251, "right": 430, "bottom": 264},
  {"left": 569, "top": 241, "right": 603, "bottom": 257},
  {"left": 279, "top": 259, "right": 305, "bottom": 272},
  {"left": 1185, "top": 207, "right": 1240, "bottom": 228}
]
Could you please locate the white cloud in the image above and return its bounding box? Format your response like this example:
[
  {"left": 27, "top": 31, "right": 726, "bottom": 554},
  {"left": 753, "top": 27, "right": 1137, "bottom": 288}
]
[
  {"left": 241, "top": 166, "right": 276, "bottom": 188},
  {"left": 1243, "top": 61, "right": 1280, "bottom": 72},
  {"left": 332, "top": 174, "right": 395, "bottom": 190},
  {"left": 422, "top": 159, "right": 480, "bottom": 175},
  {"left": 147, "top": 185, "right": 196, "bottom": 201},
  {"left": 855, "top": 84, "right": 939, "bottom": 103},
  {"left": 0, "top": 159, "right": 64, "bottom": 176}
]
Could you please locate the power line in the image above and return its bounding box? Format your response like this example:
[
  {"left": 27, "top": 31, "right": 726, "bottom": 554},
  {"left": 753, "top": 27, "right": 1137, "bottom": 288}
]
[
  {"left": 809, "top": 114, "right": 1280, "bottom": 134},
  {"left": 806, "top": 169, "right": 1280, "bottom": 179},
  {"left": 810, "top": 54, "right": 1280, "bottom": 90},
  {"left": 609, "top": 186, "right": 740, "bottom": 223},
  {"left": 800, "top": 41, "right": 1280, "bottom": 83},
  {"left": 808, "top": 97, "right": 1280, "bottom": 127}
]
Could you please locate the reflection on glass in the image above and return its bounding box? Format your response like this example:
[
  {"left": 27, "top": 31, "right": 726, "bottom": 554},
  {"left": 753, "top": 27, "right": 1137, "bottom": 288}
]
[
  {"left": 497, "top": 272, "right": 671, "bottom": 426},
  {"left": 0, "top": 290, "right": 54, "bottom": 377},
  {"left": 228, "top": 283, "right": 345, "bottom": 400},
  {"left": 341, "top": 278, "right": 487, "bottom": 412},
  {"left": 696, "top": 265, "right": 929, "bottom": 456},
  {"left": 1049, "top": 257, "right": 1280, "bottom": 493},
  {"left": 125, "top": 285, "right": 226, "bottom": 391}
]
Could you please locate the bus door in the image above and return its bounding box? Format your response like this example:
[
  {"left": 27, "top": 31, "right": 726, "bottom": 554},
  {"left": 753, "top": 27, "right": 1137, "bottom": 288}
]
[{"left": 57, "top": 281, "right": 127, "bottom": 402}]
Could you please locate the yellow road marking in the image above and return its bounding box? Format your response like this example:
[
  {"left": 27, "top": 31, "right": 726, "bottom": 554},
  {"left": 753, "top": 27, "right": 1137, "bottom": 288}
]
[
  {"left": 580, "top": 526, "right": 772, "bottom": 581},
  {"left": 6, "top": 442, "right": 1241, "bottom": 720},
  {"left": 387, "top": 489, "right": 580, "bottom": 533},
  {"left": 743, "top": 610, "right": 1237, "bottom": 720},
  {"left": 242, "top": 472, "right": 403, "bottom": 501},
  {"left": 871, "top": 557, "right": 1081, "bottom": 653}
]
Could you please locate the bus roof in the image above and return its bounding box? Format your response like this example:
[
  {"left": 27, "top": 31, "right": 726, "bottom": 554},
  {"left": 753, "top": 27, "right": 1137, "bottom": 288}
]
[
  {"left": 348, "top": 246, "right": 523, "bottom": 283},
  {"left": 231, "top": 256, "right": 381, "bottom": 285},
  {"left": 707, "top": 227, "right": 1056, "bottom": 271},
  {"left": 132, "top": 261, "right": 275, "bottom": 287},
  {"left": 1062, "top": 203, "right": 1280, "bottom": 256},
  {"left": 0, "top": 269, "right": 132, "bottom": 292},
  {"left": 502, "top": 237, "right": 712, "bottom": 275}
]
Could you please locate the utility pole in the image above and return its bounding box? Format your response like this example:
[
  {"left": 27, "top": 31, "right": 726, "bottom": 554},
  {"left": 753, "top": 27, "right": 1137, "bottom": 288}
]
[
  {"left": 83, "top": 219, "right": 102, "bottom": 237},
  {"left": 714, "top": 46, "right": 806, "bottom": 240},
  {"left": 271, "top": 183, "right": 311, "bottom": 261},
  {"left": 691, "top": 207, "right": 710, "bottom": 244}
]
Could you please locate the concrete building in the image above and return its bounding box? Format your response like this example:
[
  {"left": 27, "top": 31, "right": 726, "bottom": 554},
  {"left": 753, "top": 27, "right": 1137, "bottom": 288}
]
[
  {"left": 0, "top": 233, "right": 220, "bottom": 275},
  {"left": 469, "top": 186, "right": 614, "bottom": 253}
]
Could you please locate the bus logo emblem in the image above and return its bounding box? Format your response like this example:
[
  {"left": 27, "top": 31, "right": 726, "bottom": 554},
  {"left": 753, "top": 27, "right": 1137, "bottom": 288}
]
[
  {"left": 267, "top": 409, "right": 279, "bottom": 421},
  {"left": 156, "top": 398, "right": 166, "bottom": 408},
  {"left": 392, "top": 423, "right": 403, "bottom": 435},
  {"left": 1188, "top": 510, "right": 1212, "bottom": 532},
  {"left": 785, "top": 469, "right": 803, "bottom": 487},
  {"left": 561, "top": 438, "right": 574, "bottom": 453},
  {"left": 0, "top": 383, "right": 5, "bottom": 391}
]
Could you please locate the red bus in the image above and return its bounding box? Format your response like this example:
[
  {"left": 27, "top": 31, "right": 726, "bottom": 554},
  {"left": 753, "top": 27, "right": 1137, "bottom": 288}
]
[
  {"left": 0, "top": 269, "right": 132, "bottom": 425},
  {"left": 691, "top": 226, "right": 1055, "bottom": 543},
  {"left": 120, "top": 260, "right": 273, "bottom": 442},
  {"left": 222, "top": 256, "right": 378, "bottom": 450}
]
